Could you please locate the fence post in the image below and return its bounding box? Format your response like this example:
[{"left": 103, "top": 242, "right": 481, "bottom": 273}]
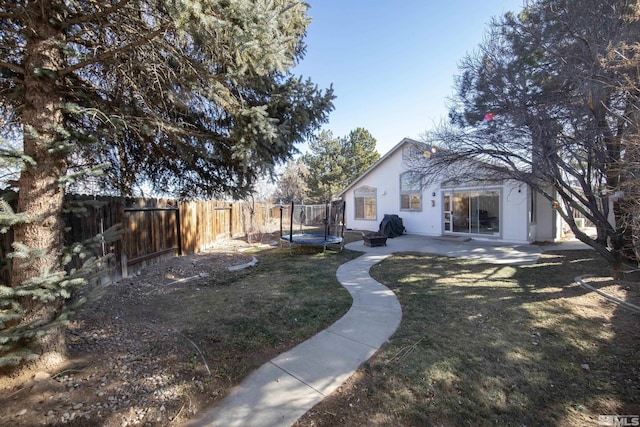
[
  {"left": 176, "top": 204, "right": 183, "bottom": 256},
  {"left": 121, "top": 252, "right": 128, "bottom": 279}
]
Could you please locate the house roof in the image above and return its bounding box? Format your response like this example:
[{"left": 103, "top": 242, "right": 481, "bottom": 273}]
[{"left": 338, "top": 137, "right": 427, "bottom": 198}]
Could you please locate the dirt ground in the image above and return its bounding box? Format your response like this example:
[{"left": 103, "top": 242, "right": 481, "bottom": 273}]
[{"left": 0, "top": 239, "right": 258, "bottom": 427}]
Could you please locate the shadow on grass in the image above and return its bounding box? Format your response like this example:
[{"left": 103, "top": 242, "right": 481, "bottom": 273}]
[{"left": 296, "top": 250, "right": 640, "bottom": 427}]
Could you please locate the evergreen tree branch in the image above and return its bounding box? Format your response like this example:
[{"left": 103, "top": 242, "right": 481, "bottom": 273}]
[
  {"left": 57, "top": 25, "right": 168, "bottom": 78},
  {"left": 62, "top": 0, "right": 133, "bottom": 28},
  {"left": 0, "top": 61, "right": 24, "bottom": 75}
]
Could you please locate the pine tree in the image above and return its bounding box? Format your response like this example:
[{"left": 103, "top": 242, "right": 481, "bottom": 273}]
[
  {"left": 0, "top": 0, "right": 334, "bottom": 373},
  {"left": 303, "top": 129, "right": 380, "bottom": 202},
  {"left": 344, "top": 128, "right": 380, "bottom": 178}
]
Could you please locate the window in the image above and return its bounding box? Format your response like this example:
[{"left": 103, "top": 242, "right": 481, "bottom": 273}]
[
  {"left": 400, "top": 172, "right": 422, "bottom": 211},
  {"left": 354, "top": 186, "right": 377, "bottom": 220},
  {"left": 444, "top": 194, "right": 451, "bottom": 231}
]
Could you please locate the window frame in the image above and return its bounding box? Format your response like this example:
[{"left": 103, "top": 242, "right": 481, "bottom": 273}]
[
  {"left": 443, "top": 189, "right": 501, "bottom": 236},
  {"left": 354, "top": 186, "right": 377, "bottom": 220},
  {"left": 399, "top": 171, "right": 422, "bottom": 211}
]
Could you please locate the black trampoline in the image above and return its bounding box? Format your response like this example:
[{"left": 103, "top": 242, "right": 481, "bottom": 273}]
[{"left": 280, "top": 233, "right": 343, "bottom": 250}]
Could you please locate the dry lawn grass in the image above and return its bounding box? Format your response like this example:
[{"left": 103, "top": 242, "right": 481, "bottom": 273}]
[
  {"left": 295, "top": 250, "right": 640, "bottom": 427},
  {"left": 3, "top": 233, "right": 637, "bottom": 427},
  {"left": 0, "top": 232, "right": 361, "bottom": 426}
]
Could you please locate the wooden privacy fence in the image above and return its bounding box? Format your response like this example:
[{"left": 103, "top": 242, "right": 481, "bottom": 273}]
[
  {"left": 179, "top": 200, "right": 243, "bottom": 254},
  {"left": 1, "top": 195, "right": 279, "bottom": 287},
  {"left": 123, "top": 205, "right": 180, "bottom": 266}
]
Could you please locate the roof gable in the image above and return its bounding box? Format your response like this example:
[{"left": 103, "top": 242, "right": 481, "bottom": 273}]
[{"left": 338, "top": 137, "right": 426, "bottom": 197}]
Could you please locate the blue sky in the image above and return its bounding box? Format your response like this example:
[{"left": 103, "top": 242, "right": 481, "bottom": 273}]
[{"left": 293, "top": 0, "right": 525, "bottom": 154}]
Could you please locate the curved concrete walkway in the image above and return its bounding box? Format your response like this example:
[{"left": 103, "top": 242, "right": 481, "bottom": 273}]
[
  {"left": 186, "top": 234, "right": 579, "bottom": 427},
  {"left": 187, "top": 246, "right": 402, "bottom": 427}
]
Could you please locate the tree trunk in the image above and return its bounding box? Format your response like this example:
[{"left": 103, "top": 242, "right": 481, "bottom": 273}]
[{"left": 8, "top": 5, "right": 68, "bottom": 375}]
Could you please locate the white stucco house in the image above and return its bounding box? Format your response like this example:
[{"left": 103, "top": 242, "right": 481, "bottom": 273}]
[{"left": 338, "top": 138, "right": 564, "bottom": 244}]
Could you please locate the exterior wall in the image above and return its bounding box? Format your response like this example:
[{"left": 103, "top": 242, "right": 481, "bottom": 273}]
[
  {"left": 396, "top": 184, "right": 442, "bottom": 236},
  {"left": 343, "top": 143, "right": 442, "bottom": 234},
  {"left": 534, "top": 192, "right": 555, "bottom": 242},
  {"left": 531, "top": 187, "right": 565, "bottom": 242},
  {"left": 500, "top": 183, "right": 530, "bottom": 243}
]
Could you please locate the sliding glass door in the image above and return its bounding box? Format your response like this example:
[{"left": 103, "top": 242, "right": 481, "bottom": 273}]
[{"left": 444, "top": 190, "right": 500, "bottom": 235}]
